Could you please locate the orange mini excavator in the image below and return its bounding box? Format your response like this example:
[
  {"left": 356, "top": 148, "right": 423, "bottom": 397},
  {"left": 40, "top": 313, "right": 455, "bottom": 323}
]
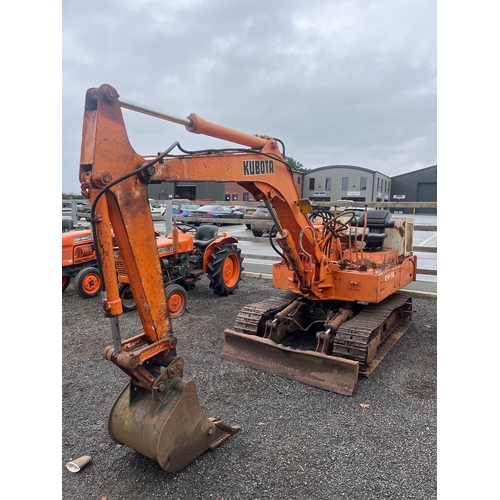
[{"left": 78, "top": 84, "right": 417, "bottom": 472}]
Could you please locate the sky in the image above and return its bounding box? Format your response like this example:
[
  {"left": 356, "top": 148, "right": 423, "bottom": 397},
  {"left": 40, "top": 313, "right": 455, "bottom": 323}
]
[{"left": 61, "top": 0, "right": 437, "bottom": 194}]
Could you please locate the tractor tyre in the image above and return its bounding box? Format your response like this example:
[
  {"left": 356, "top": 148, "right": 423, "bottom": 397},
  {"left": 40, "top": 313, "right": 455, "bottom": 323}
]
[
  {"left": 207, "top": 244, "right": 243, "bottom": 296},
  {"left": 74, "top": 267, "right": 101, "bottom": 298},
  {"left": 165, "top": 284, "right": 188, "bottom": 318},
  {"left": 62, "top": 275, "right": 70, "bottom": 292},
  {"left": 118, "top": 283, "right": 137, "bottom": 312}
]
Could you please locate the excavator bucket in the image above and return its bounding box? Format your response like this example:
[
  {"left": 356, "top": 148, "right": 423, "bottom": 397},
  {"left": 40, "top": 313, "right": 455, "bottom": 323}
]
[
  {"left": 222, "top": 329, "right": 359, "bottom": 396},
  {"left": 107, "top": 363, "right": 240, "bottom": 472}
]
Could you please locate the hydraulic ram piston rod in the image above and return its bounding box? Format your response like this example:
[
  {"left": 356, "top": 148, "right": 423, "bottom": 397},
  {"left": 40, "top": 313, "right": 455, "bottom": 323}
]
[
  {"left": 118, "top": 98, "right": 193, "bottom": 127},
  {"left": 118, "top": 97, "right": 269, "bottom": 149}
]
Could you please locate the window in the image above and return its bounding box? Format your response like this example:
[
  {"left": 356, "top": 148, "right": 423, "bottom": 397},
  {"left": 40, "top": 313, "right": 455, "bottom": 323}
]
[
  {"left": 325, "top": 177, "right": 332, "bottom": 191},
  {"left": 232, "top": 194, "right": 238, "bottom": 201},
  {"left": 309, "top": 178, "right": 315, "bottom": 190},
  {"left": 243, "top": 192, "right": 249, "bottom": 201},
  {"left": 297, "top": 176, "right": 301, "bottom": 184},
  {"left": 342, "top": 177, "right": 348, "bottom": 191},
  {"left": 360, "top": 176, "right": 367, "bottom": 191}
]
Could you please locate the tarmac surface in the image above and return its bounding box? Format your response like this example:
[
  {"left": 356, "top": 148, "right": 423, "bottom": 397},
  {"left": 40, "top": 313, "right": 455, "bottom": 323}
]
[{"left": 62, "top": 274, "right": 437, "bottom": 499}]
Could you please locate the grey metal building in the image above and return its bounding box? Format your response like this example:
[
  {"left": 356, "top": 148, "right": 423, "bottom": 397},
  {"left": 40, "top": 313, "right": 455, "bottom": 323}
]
[
  {"left": 148, "top": 181, "right": 226, "bottom": 202},
  {"left": 390, "top": 165, "right": 437, "bottom": 214}
]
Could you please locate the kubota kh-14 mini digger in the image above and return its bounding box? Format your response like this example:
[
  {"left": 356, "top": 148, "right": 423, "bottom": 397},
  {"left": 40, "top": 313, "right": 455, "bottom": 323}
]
[{"left": 78, "top": 84, "right": 417, "bottom": 472}]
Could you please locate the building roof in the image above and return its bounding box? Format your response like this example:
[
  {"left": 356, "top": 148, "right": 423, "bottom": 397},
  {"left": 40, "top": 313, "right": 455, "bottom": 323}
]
[
  {"left": 390, "top": 165, "right": 437, "bottom": 179},
  {"left": 304, "top": 165, "right": 385, "bottom": 176}
]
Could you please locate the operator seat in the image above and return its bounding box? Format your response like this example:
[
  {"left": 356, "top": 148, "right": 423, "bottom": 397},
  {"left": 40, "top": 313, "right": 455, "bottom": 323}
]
[
  {"left": 193, "top": 225, "right": 218, "bottom": 249},
  {"left": 351, "top": 209, "right": 395, "bottom": 250}
]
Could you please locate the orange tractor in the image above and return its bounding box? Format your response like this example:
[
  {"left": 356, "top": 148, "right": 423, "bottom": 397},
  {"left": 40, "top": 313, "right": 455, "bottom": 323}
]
[
  {"left": 77, "top": 84, "right": 417, "bottom": 472},
  {"left": 62, "top": 228, "right": 101, "bottom": 298},
  {"left": 116, "top": 223, "right": 243, "bottom": 317},
  {"left": 62, "top": 223, "right": 243, "bottom": 313}
]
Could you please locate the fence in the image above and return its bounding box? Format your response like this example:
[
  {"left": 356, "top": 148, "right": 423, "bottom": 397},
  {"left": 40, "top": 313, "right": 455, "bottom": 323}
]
[{"left": 64, "top": 200, "right": 437, "bottom": 279}]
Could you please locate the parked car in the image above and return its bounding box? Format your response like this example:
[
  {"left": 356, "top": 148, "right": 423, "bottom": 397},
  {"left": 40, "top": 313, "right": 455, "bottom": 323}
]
[
  {"left": 149, "top": 200, "right": 164, "bottom": 215},
  {"left": 250, "top": 207, "right": 278, "bottom": 237},
  {"left": 77, "top": 203, "right": 91, "bottom": 212},
  {"left": 76, "top": 203, "right": 92, "bottom": 221},
  {"left": 188, "top": 205, "right": 244, "bottom": 225},
  {"left": 172, "top": 203, "right": 200, "bottom": 217},
  {"left": 231, "top": 205, "right": 263, "bottom": 229}
]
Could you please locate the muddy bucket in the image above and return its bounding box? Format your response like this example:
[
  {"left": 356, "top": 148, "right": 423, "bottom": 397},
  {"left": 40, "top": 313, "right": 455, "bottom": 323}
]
[{"left": 108, "top": 370, "right": 240, "bottom": 472}]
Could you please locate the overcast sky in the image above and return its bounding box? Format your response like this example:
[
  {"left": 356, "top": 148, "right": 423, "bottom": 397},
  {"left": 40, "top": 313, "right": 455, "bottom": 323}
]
[{"left": 62, "top": 0, "right": 437, "bottom": 194}]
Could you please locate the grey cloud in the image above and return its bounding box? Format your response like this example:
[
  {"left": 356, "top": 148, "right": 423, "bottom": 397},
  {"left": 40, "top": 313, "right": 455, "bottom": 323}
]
[{"left": 62, "top": 0, "right": 436, "bottom": 193}]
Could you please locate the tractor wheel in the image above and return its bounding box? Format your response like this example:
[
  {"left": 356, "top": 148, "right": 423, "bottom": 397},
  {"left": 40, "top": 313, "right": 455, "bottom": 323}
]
[
  {"left": 207, "top": 244, "right": 243, "bottom": 296},
  {"left": 165, "top": 284, "right": 188, "bottom": 318},
  {"left": 62, "top": 275, "right": 70, "bottom": 292},
  {"left": 118, "top": 283, "right": 137, "bottom": 312},
  {"left": 74, "top": 267, "right": 101, "bottom": 298}
]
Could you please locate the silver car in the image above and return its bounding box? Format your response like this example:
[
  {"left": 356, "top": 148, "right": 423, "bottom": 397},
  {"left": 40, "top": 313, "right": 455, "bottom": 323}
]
[{"left": 250, "top": 207, "right": 277, "bottom": 237}]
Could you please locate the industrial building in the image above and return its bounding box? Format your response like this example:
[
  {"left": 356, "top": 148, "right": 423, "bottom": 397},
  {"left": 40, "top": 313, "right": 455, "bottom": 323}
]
[
  {"left": 301, "top": 165, "right": 392, "bottom": 203},
  {"left": 147, "top": 164, "right": 437, "bottom": 213},
  {"left": 390, "top": 165, "right": 437, "bottom": 214}
]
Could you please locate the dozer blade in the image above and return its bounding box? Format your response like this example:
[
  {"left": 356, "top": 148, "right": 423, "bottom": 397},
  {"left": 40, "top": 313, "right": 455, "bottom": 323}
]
[
  {"left": 108, "top": 375, "right": 240, "bottom": 472},
  {"left": 221, "top": 329, "right": 359, "bottom": 396}
]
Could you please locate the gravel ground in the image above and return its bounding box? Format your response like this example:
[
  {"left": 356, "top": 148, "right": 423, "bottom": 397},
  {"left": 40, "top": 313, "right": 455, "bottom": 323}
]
[{"left": 62, "top": 275, "right": 437, "bottom": 500}]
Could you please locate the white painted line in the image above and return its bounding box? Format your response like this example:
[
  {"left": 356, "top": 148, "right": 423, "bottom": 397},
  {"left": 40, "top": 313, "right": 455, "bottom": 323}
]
[{"left": 420, "top": 233, "right": 437, "bottom": 246}]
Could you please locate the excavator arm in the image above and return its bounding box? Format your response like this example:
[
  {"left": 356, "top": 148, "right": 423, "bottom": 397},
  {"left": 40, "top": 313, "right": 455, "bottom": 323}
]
[
  {"left": 80, "top": 85, "right": 324, "bottom": 304},
  {"left": 79, "top": 84, "right": 325, "bottom": 472}
]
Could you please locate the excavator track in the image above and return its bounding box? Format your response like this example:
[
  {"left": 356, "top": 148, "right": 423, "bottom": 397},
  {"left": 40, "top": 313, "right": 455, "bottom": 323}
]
[
  {"left": 234, "top": 296, "right": 294, "bottom": 335},
  {"left": 333, "top": 294, "right": 412, "bottom": 376},
  {"left": 223, "top": 295, "right": 360, "bottom": 395},
  {"left": 223, "top": 293, "right": 412, "bottom": 394}
]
